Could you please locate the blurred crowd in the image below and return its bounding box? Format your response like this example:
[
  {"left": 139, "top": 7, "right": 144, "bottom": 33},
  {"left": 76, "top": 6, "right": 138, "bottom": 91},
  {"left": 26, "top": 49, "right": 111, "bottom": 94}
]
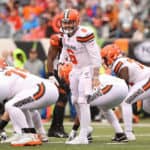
[{"left": 0, "top": 0, "right": 149, "bottom": 41}]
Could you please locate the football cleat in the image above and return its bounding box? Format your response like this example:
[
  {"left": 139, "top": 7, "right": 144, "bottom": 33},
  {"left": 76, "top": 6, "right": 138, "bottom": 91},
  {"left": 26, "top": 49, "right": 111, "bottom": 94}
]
[
  {"left": 0, "top": 130, "right": 7, "bottom": 142},
  {"left": 87, "top": 126, "right": 93, "bottom": 143},
  {"left": 48, "top": 127, "right": 68, "bottom": 138},
  {"left": 87, "top": 133, "right": 93, "bottom": 143},
  {"left": 66, "top": 136, "right": 89, "bottom": 145},
  {"left": 11, "top": 133, "right": 42, "bottom": 146},
  {"left": 125, "top": 131, "right": 136, "bottom": 141},
  {"left": 1, "top": 133, "right": 20, "bottom": 143},
  {"left": 112, "top": 133, "right": 128, "bottom": 142},
  {"left": 66, "top": 130, "right": 77, "bottom": 142},
  {"left": 38, "top": 134, "right": 48, "bottom": 142}
]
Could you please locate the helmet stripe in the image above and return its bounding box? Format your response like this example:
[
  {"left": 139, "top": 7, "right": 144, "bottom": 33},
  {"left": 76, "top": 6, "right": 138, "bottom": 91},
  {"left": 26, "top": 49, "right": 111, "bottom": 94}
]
[{"left": 64, "top": 9, "right": 70, "bottom": 19}]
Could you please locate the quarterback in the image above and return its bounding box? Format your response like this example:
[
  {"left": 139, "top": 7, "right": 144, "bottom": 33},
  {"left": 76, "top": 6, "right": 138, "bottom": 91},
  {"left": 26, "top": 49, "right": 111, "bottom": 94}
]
[{"left": 58, "top": 8, "right": 101, "bottom": 144}]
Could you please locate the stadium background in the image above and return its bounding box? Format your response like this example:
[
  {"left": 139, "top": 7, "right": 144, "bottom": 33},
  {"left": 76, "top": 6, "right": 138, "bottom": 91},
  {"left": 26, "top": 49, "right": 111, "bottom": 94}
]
[{"left": 0, "top": 1, "right": 149, "bottom": 150}]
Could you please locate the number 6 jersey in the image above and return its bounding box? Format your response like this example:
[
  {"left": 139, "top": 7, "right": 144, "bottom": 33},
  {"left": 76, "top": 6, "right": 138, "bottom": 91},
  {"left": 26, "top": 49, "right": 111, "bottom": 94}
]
[{"left": 59, "top": 25, "right": 101, "bottom": 69}]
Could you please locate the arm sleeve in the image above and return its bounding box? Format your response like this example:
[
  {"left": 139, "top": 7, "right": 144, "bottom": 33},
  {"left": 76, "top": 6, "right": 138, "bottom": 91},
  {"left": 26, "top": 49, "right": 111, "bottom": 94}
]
[{"left": 84, "top": 39, "right": 102, "bottom": 68}]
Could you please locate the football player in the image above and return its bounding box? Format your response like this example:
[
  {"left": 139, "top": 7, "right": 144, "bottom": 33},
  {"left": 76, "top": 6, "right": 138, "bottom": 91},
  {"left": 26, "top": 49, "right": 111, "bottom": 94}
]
[
  {"left": 0, "top": 110, "right": 49, "bottom": 143},
  {"left": 100, "top": 44, "right": 150, "bottom": 140},
  {"left": 58, "top": 8, "right": 101, "bottom": 144},
  {"left": 46, "top": 33, "right": 70, "bottom": 138},
  {"left": 66, "top": 74, "right": 129, "bottom": 144},
  {"left": 0, "top": 59, "right": 59, "bottom": 146}
]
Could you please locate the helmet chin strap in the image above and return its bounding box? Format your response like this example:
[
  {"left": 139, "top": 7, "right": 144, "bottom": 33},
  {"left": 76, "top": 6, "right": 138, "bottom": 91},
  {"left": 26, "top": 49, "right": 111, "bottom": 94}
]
[{"left": 66, "top": 27, "right": 78, "bottom": 37}]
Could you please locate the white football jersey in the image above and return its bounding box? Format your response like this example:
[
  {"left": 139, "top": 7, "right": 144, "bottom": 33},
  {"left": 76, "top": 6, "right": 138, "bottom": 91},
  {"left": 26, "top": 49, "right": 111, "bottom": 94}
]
[
  {"left": 0, "top": 67, "right": 54, "bottom": 101},
  {"left": 112, "top": 57, "right": 150, "bottom": 85},
  {"left": 59, "top": 25, "right": 101, "bottom": 69}
]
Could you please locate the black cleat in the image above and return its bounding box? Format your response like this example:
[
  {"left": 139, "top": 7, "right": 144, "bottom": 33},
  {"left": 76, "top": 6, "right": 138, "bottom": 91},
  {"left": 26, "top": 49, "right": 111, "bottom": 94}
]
[
  {"left": 87, "top": 133, "right": 93, "bottom": 143},
  {"left": 48, "top": 127, "right": 68, "bottom": 138},
  {"left": 112, "top": 133, "right": 128, "bottom": 142},
  {"left": 0, "top": 130, "right": 7, "bottom": 141}
]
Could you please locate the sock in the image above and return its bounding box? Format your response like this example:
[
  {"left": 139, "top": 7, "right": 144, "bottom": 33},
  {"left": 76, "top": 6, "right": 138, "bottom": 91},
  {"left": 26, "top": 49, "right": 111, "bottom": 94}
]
[
  {"left": 22, "top": 128, "right": 36, "bottom": 134},
  {"left": 31, "top": 110, "right": 46, "bottom": 135},
  {"left": 72, "top": 124, "right": 79, "bottom": 131},
  {"left": 90, "top": 106, "right": 100, "bottom": 120},
  {"left": 6, "top": 106, "right": 28, "bottom": 134},
  {"left": 0, "top": 119, "right": 8, "bottom": 131},
  {"left": 50, "top": 104, "right": 65, "bottom": 129},
  {"left": 121, "top": 101, "right": 133, "bottom": 133},
  {"left": 78, "top": 103, "right": 91, "bottom": 138},
  {"left": 50, "top": 92, "right": 68, "bottom": 129},
  {"left": 102, "top": 109, "right": 123, "bottom": 133}
]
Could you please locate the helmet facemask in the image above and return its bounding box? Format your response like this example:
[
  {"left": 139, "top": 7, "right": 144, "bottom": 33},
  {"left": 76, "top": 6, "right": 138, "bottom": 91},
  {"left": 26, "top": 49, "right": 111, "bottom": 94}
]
[{"left": 61, "top": 19, "right": 78, "bottom": 35}]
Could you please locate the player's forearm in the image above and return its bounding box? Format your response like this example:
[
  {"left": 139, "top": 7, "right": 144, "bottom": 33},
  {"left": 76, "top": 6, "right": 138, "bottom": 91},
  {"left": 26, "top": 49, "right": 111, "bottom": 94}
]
[
  {"left": 47, "top": 59, "right": 54, "bottom": 74},
  {"left": 93, "top": 67, "right": 100, "bottom": 79},
  {"left": 47, "top": 46, "right": 58, "bottom": 75}
]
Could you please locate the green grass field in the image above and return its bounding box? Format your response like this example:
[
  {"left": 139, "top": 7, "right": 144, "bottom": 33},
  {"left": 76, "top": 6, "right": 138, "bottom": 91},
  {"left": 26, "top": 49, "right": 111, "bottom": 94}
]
[{"left": 0, "top": 119, "right": 150, "bottom": 150}]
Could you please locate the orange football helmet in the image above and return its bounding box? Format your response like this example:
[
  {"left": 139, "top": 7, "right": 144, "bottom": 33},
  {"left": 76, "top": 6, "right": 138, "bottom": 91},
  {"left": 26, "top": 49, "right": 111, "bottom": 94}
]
[
  {"left": 101, "top": 44, "right": 122, "bottom": 65},
  {"left": 59, "top": 63, "right": 72, "bottom": 84},
  {"left": 0, "top": 58, "right": 8, "bottom": 69},
  {"left": 61, "top": 9, "right": 80, "bottom": 35}
]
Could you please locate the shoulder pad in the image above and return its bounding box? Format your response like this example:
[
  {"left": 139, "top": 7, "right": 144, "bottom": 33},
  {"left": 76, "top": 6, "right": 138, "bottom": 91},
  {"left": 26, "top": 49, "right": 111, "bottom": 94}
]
[
  {"left": 50, "top": 34, "right": 62, "bottom": 47},
  {"left": 76, "top": 27, "right": 95, "bottom": 43},
  {"left": 113, "top": 58, "right": 124, "bottom": 74}
]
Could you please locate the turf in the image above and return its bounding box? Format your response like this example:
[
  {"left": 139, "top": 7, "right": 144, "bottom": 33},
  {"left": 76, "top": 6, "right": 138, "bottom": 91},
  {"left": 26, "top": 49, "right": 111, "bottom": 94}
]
[{"left": 0, "top": 119, "right": 150, "bottom": 150}]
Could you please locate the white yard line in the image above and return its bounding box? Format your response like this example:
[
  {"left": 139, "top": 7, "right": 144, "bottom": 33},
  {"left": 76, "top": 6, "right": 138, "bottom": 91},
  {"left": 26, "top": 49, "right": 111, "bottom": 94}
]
[
  {"left": 5, "top": 122, "right": 150, "bottom": 133},
  {"left": 43, "top": 121, "right": 150, "bottom": 127}
]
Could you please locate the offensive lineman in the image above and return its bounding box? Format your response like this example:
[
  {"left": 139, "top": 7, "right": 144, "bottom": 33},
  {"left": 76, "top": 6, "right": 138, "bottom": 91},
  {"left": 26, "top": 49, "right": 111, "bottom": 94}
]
[
  {"left": 0, "top": 59, "right": 59, "bottom": 146},
  {"left": 101, "top": 44, "right": 150, "bottom": 140}
]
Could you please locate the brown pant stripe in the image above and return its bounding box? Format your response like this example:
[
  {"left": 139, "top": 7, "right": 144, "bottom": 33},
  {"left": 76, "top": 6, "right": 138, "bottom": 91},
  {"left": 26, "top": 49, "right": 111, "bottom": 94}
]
[{"left": 102, "top": 85, "right": 113, "bottom": 95}]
